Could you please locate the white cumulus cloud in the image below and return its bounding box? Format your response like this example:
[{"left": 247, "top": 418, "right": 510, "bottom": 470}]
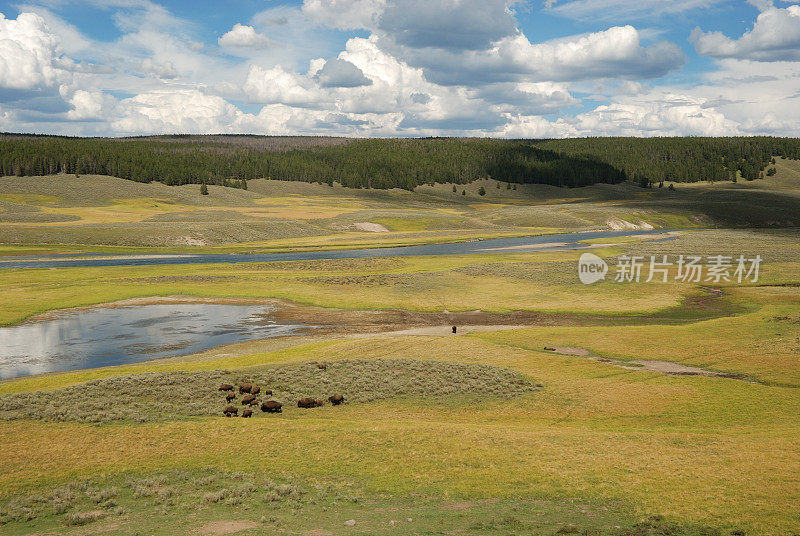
[
  {"left": 218, "top": 23, "right": 271, "bottom": 49},
  {"left": 112, "top": 89, "right": 243, "bottom": 134},
  {"left": 691, "top": 5, "right": 800, "bottom": 62},
  {"left": 0, "top": 12, "right": 67, "bottom": 92}
]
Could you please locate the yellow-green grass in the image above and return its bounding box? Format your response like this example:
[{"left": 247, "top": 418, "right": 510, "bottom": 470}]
[
  {"left": 2, "top": 172, "right": 769, "bottom": 248},
  {"left": 2, "top": 330, "right": 798, "bottom": 532},
  {"left": 4, "top": 226, "right": 800, "bottom": 327},
  {"left": 1, "top": 225, "right": 799, "bottom": 532},
  {"left": 0, "top": 246, "right": 712, "bottom": 326}
]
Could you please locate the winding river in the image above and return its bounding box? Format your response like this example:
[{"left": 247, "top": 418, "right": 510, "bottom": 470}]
[{"left": 0, "top": 229, "right": 671, "bottom": 270}]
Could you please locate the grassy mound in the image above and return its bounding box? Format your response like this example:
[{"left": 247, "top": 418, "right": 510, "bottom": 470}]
[{"left": 0, "top": 359, "right": 538, "bottom": 423}]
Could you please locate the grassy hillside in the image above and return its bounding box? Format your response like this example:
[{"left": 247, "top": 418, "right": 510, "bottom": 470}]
[{"left": 2, "top": 161, "right": 800, "bottom": 249}]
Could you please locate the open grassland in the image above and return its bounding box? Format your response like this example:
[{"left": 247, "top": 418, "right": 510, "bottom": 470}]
[
  {"left": 0, "top": 231, "right": 798, "bottom": 534},
  {"left": 0, "top": 309, "right": 798, "bottom": 533},
  {"left": 1, "top": 168, "right": 799, "bottom": 534},
  {"left": 1, "top": 228, "right": 799, "bottom": 328},
  {"left": 1, "top": 158, "right": 800, "bottom": 249}
]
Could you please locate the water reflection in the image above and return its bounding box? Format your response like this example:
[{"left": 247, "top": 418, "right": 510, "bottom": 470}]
[{"left": 0, "top": 304, "right": 302, "bottom": 380}]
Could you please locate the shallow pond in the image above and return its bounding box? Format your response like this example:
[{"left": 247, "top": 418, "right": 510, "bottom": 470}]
[{"left": 0, "top": 304, "right": 302, "bottom": 380}]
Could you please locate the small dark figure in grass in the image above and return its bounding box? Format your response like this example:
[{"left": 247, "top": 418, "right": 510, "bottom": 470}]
[
  {"left": 242, "top": 409, "right": 253, "bottom": 418},
  {"left": 329, "top": 394, "right": 345, "bottom": 405},
  {"left": 298, "top": 397, "right": 319, "bottom": 409},
  {"left": 316, "top": 362, "right": 327, "bottom": 370},
  {"left": 223, "top": 405, "right": 238, "bottom": 417},
  {"left": 544, "top": 346, "right": 556, "bottom": 351},
  {"left": 249, "top": 399, "right": 260, "bottom": 407},
  {"left": 452, "top": 326, "right": 457, "bottom": 334},
  {"left": 262, "top": 389, "right": 273, "bottom": 396},
  {"left": 225, "top": 392, "right": 236, "bottom": 402},
  {"left": 218, "top": 384, "right": 234, "bottom": 392},
  {"left": 241, "top": 394, "right": 256, "bottom": 405},
  {"left": 261, "top": 400, "right": 282, "bottom": 413},
  {"left": 239, "top": 383, "right": 252, "bottom": 394},
  {"left": 251, "top": 386, "right": 260, "bottom": 395}
]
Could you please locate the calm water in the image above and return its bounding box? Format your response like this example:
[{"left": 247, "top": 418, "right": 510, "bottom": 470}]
[
  {"left": 0, "top": 304, "right": 302, "bottom": 380},
  {"left": 0, "top": 229, "right": 671, "bottom": 270}
]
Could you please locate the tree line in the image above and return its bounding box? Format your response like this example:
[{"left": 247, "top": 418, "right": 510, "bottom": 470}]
[
  {"left": 534, "top": 136, "right": 800, "bottom": 183},
  {"left": 1, "top": 134, "right": 797, "bottom": 189}
]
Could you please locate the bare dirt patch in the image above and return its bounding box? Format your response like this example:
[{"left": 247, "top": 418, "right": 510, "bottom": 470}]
[
  {"left": 196, "top": 520, "right": 259, "bottom": 535},
  {"left": 352, "top": 222, "right": 390, "bottom": 232}
]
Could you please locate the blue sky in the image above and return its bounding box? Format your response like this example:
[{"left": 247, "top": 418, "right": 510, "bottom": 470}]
[{"left": 0, "top": 0, "right": 798, "bottom": 137}]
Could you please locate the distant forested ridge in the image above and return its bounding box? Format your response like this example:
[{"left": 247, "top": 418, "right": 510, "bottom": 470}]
[
  {"left": 1, "top": 134, "right": 798, "bottom": 189},
  {"left": 536, "top": 137, "right": 800, "bottom": 183}
]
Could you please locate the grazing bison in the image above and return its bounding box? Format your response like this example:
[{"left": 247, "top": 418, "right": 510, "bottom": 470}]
[
  {"left": 328, "top": 394, "right": 345, "bottom": 405},
  {"left": 225, "top": 392, "right": 236, "bottom": 402},
  {"left": 315, "top": 399, "right": 325, "bottom": 407},
  {"left": 262, "top": 389, "right": 273, "bottom": 396},
  {"left": 241, "top": 394, "right": 256, "bottom": 405},
  {"left": 297, "top": 397, "right": 319, "bottom": 409},
  {"left": 223, "top": 405, "right": 238, "bottom": 417},
  {"left": 219, "top": 384, "right": 234, "bottom": 392},
  {"left": 452, "top": 326, "right": 457, "bottom": 334},
  {"left": 249, "top": 399, "right": 260, "bottom": 407},
  {"left": 251, "top": 386, "right": 260, "bottom": 395},
  {"left": 239, "top": 383, "right": 252, "bottom": 394},
  {"left": 543, "top": 346, "right": 556, "bottom": 351},
  {"left": 242, "top": 409, "right": 253, "bottom": 418},
  {"left": 316, "top": 362, "right": 327, "bottom": 370},
  {"left": 261, "top": 400, "right": 282, "bottom": 413}
]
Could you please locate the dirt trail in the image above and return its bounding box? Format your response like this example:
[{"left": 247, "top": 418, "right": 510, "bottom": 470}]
[{"left": 542, "top": 346, "right": 750, "bottom": 380}]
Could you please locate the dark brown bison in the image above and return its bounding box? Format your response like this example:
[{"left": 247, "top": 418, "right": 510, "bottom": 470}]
[
  {"left": 328, "top": 394, "right": 345, "bottom": 405},
  {"left": 241, "top": 394, "right": 256, "bottom": 405},
  {"left": 219, "top": 384, "right": 234, "bottom": 392},
  {"left": 249, "top": 399, "right": 260, "bottom": 407},
  {"left": 316, "top": 363, "right": 327, "bottom": 370},
  {"left": 223, "top": 405, "right": 238, "bottom": 417},
  {"left": 543, "top": 347, "right": 556, "bottom": 351},
  {"left": 297, "top": 397, "right": 319, "bottom": 409},
  {"left": 315, "top": 399, "right": 324, "bottom": 407},
  {"left": 261, "top": 400, "right": 282, "bottom": 413},
  {"left": 262, "top": 389, "right": 273, "bottom": 396},
  {"left": 251, "top": 386, "right": 260, "bottom": 395},
  {"left": 242, "top": 409, "right": 253, "bottom": 418},
  {"left": 225, "top": 393, "right": 236, "bottom": 402},
  {"left": 239, "top": 383, "right": 252, "bottom": 394},
  {"left": 452, "top": 326, "right": 457, "bottom": 334}
]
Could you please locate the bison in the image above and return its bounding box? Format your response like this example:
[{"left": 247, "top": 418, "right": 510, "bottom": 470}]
[
  {"left": 316, "top": 362, "right": 327, "bottom": 370},
  {"left": 241, "top": 394, "right": 256, "bottom": 405},
  {"left": 251, "top": 386, "right": 260, "bottom": 395},
  {"left": 242, "top": 409, "right": 253, "bottom": 418},
  {"left": 219, "top": 384, "right": 234, "bottom": 392},
  {"left": 543, "top": 346, "right": 556, "bottom": 351},
  {"left": 328, "top": 394, "right": 345, "bottom": 405},
  {"left": 249, "top": 399, "right": 260, "bottom": 407},
  {"left": 225, "top": 393, "right": 236, "bottom": 402},
  {"left": 223, "top": 405, "right": 238, "bottom": 417},
  {"left": 262, "top": 389, "right": 273, "bottom": 396},
  {"left": 452, "top": 326, "right": 457, "bottom": 334},
  {"left": 261, "top": 400, "right": 282, "bottom": 413},
  {"left": 239, "top": 383, "right": 252, "bottom": 394},
  {"left": 298, "top": 397, "right": 320, "bottom": 409}
]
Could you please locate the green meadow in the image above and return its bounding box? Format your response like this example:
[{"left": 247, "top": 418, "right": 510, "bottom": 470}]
[{"left": 0, "top": 161, "right": 798, "bottom": 535}]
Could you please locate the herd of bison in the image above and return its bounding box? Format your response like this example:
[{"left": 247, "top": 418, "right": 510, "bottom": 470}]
[{"left": 218, "top": 382, "right": 345, "bottom": 418}]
